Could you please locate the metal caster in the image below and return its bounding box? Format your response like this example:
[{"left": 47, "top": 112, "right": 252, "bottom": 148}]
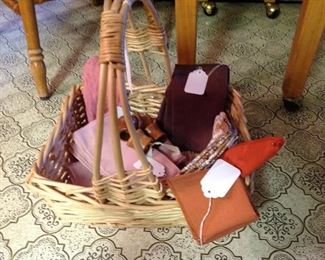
[
  {"left": 265, "top": 2, "right": 280, "bottom": 19},
  {"left": 92, "top": 0, "right": 103, "bottom": 6},
  {"left": 201, "top": 1, "right": 217, "bottom": 16},
  {"left": 283, "top": 98, "right": 302, "bottom": 112}
]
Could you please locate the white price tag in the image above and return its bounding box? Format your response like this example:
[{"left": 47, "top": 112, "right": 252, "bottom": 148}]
[
  {"left": 117, "top": 106, "right": 124, "bottom": 118},
  {"left": 133, "top": 157, "right": 166, "bottom": 178},
  {"left": 184, "top": 67, "right": 208, "bottom": 95},
  {"left": 200, "top": 159, "right": 240, "bottom": 198}
]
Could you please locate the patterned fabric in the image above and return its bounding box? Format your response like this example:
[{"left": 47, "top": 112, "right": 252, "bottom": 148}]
[{"left": 0, "top": 1, "right": 324, "bottom": 259}]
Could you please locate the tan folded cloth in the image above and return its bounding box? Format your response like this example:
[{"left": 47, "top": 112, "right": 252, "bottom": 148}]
[{"left": 167, "top": 170, "right": 259, "bottom": 244}]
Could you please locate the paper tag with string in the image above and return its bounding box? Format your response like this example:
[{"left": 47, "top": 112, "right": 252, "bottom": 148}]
[
  {"left": 133, "top": 148, "right": 166, "bottom": 178},
  {"left": 184, "top": 67, "right": 208, "bottom": 95},
  {"left": 200, "top": 159, "right": 240, "bottom": 198}
]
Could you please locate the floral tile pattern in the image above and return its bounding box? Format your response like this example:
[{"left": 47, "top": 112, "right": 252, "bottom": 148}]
[
  {"left": 0, "top": 0, "right": 324, "bottom": 259},
  {"left": 305, "top": 204, "right": 325, "bottom": 243},
  {"left": 12, "top": 235, "right": 69, "bottom": 260},
  {"left": 32, "top": 199, "right": 70, "bottom": 234},
  {"left": 263, "top": 250, "right": 296, "bottom": 260},
  {"left": 293, "top": 163, "right": 325, "bottom": 203},
  {"left": 290, "top": 232, "right": 325, "bottom": 260},
  {"left": 73, "top": 238, "right": 127, "bottom": 260},
  {"left": 0, "top": 185, "right": 31, "bottom": 229},
  {"left": 135, "top": 242, "right": 182, "bottom": 260},
  {"left": 0, "top": 233, "right": 12, "bottom": 260},
  {"left": 0, "top": 116, "right": 20, "bottom": 143},
  {"left": 254, "top": 162, "right": 291, "bottom": 199},
  {"left": 250, "top": 200, "right": 303, "bottom": 249},
  {"left": 201, "top": 246, "right": 242, "bottom": 260},
  {"left": 2, "top": 148, "right": 39, "bottom": 185},
  {"left": 144, "top": 227, "right": 183, "bottom": 241}
]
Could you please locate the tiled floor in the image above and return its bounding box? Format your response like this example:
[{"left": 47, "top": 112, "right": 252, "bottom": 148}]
[{"left": 0, "top": 1, "right": 324, "bottom": 259}]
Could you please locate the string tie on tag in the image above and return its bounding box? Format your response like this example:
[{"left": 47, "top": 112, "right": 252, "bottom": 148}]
[{"left": 199, "top": 197, "right": 212, "bottom": 245}]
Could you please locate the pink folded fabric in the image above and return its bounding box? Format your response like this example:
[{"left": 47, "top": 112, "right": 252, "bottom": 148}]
[
  {"left": 152, "top": 148, "right": 180, "bottom": 178},
  {"left": 72, "top": 113, "right": 180, "bottom": 179},
  {"left": 72, "top": 113, "right": 139, "bottom": 177},
  {"left": 82, "top": 55, "right": 121, "bottom": 122}
]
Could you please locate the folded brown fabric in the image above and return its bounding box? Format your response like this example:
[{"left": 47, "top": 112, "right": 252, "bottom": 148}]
[
  {"left": 166, "top": 170, "right": 259, "bottom": 244},
  {"left": 157, "top": 64, "right": 229, "bottom": 152}
]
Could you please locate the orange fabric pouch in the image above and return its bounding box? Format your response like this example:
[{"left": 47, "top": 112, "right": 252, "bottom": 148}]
[
  {"left": 221, "top": 136, "right": 285, "bottom": 176},
  {"left": 167, "top": 170, "right": 259, "bottom": 244}
]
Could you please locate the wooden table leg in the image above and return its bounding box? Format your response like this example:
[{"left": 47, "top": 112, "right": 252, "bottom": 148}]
[
  {"left": 18, "top": 0, "right": 50, "bottom": 99},
  {"left": 175, "top": 0, "right": 197, "bottom": 64},
  {"left": 282, "top": 0, "right": 325, "bottom": 108}
]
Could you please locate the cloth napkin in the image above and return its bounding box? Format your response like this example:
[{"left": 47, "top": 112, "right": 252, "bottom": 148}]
[
  {"left": 167, "top": 136, "right": 284, "bottom": 244},
  {"left": 167, "top": 170, "right": 258, "bottom": 244},
  {"left": 72, "top": 113, "right": 180, "bottom": 180},
  {"left": 157, "top": 64, "right": 229, "bottom": 152}
]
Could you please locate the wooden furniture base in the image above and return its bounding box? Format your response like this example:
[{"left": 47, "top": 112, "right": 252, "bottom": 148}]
[
  {"left": 176, "top": 0, "right": 280, "bottom": 64},
  {"left": 176, "top": 0, "right": 324, "bottom": 110},
  {"left": 200, "top": 0, "right": 280, "bottom": 18},
  {"left": 175, "top": 0, "right": 198, "bottom": 64},
  {"left": 18, "top": 0, "right": 50, "bottom": 99},
  {"left": 282, "top": 0, "right": 325, "bottom": 110}
]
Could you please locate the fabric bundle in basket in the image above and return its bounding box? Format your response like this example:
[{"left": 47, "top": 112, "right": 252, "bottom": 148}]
[{"left": 26, "top": 0, "right": 255, "bottom": 231}]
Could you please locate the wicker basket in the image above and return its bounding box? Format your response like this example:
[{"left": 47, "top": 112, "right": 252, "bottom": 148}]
[{"left": 26, "top": 0, "right": 250, "bottom": 227}]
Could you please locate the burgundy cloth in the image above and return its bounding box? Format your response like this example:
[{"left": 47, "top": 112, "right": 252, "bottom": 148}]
[
  {"left": 167, "top": 170, "right": 258, "bottom": 244},
  {"left": 157, "top": 64, "right": 229, "bottom": 153}
]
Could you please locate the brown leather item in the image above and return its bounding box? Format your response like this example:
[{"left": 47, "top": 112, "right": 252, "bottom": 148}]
[
  {"left": 127, "top": 129, "right": 153, "bottom": 153},
  {"left": 118, "top": 113, "right": 157, "bottom": 141},
  {"left": 118, "top": 114, "right": 140, "bottom": 141},
  {"left": 157, "top": 64, "right": 229, "bottom": 153},
  {"left": 137, "top": 114, "right": 154, "bottom": 129},
  {"left": 145, "top": 123, "right": 166, "bottom": 141},
  {"left": 167, "top": 170, "right": 259, "bottom": 244}
]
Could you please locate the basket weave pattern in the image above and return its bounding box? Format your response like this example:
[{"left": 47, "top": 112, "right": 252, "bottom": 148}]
[{"left": 27, "top": 0, "right": 249, "bottom": 227}]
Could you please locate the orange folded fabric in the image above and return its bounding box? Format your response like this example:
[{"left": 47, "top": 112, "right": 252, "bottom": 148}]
[
  {"left": 167, "top": 170, "right": 258, "bottom": 244},
  {"left": 221, "top": 136, "right": 285, "bottom": 177}
]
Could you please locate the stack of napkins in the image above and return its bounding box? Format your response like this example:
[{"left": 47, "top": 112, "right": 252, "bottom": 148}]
[
  {"left": 72, "top": 113, "right": 139, "bottom": 177},
  {"left": 69, "top": 113, "right": 180, "bottom": 186}
]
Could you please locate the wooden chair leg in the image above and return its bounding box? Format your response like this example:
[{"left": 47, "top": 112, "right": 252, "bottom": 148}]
[
  {"left": 282, "top": 0, "right": 325, "bottom": 110},
  {"left": 176, "top": 0, "right": 197, "bottom": 64},
  {"left": 18, "top": 0, "right": 50, "bottom": 99}
]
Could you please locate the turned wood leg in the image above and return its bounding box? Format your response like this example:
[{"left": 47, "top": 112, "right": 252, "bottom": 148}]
[
  {"left": 282, "top": 0, "right": 325, "bottom": 110},
  {"left": 18, "top": 0, "right": 50, "bottom": 99},
  {"left": 176, "top": 0, "right": 197, "bottom": 64}
]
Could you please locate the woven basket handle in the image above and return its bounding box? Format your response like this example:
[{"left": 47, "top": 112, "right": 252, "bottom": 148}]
[{"left": 93, "top": 0, "right": 166, "bottom": 187}]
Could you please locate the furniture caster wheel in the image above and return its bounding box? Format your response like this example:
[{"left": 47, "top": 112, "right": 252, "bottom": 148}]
[
  {"left": 92, "top": 0, "right": 103, "bottom": 6},
  {"left": 283, "top": 98, "right": 302, "bottom": 112},
  {"left": 201, "top": 1, "right": 217, "bottom": 16},
  {"left": 265, "top": 2, "right": 280, "bottom": 19}
]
